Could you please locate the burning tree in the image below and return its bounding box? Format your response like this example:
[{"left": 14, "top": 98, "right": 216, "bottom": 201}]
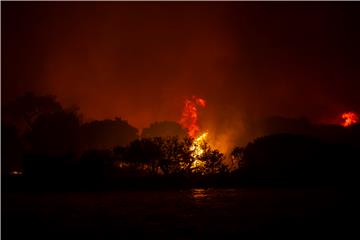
[
  {"left": 117, "top": 136, "right": 227, "bottom": 176},
  {"left": 177, "top": 95, "right": 229, "bottom": 174},
  {"left": 115, "top": 95, "right": 228, "bottom": 176}
]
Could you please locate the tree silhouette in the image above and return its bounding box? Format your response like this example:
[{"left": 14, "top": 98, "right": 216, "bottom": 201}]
[
  {"left": 25, "top": 109, "right": 81, "bottom": 156},
  {"left": 237, "top": 134, "right": 335, "bottom": 183},
  {"left": 3, "top": 92, "right": 62, "bottom": 129},
  {"left": 154, "top": 136, "right": 193, "bottom": 176},
  {"left": 80, "top": 118, "right": 138, "bottom": 151},
  {"left": 119, "top": 136, "right": 228, "bottom": 176},
  {"left": 142, "top": 121, "right": 187, "bottom": 139},
  {"left": 122, "top": 138, "right": 162, "bottom": 175},
  {"left": 196, "top": 142, "right": 228, "bottom": 175}
]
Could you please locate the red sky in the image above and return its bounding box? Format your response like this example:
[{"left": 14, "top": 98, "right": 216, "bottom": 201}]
[{"left": 3, "top": 3, "right": 360, "bottom": 134}]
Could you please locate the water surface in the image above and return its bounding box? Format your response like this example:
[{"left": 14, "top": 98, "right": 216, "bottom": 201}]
[{"left": 4, "top": 187, "right": 348, "bottom": 239}]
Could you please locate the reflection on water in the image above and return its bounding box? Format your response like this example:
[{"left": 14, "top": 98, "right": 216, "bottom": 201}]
[
  {"left": 191, "top": 188, "right": 210, "bottom": 201},
  {"left": 190, "top": 188, "right": 238, "bottom": 202},
  {"left": 6, "top": 188, "right": 340, "bottom": 239}
]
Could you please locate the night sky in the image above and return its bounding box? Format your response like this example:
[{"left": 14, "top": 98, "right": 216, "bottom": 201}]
[{"left": 3, "top": 3, "right": 360, "bottom": 143}]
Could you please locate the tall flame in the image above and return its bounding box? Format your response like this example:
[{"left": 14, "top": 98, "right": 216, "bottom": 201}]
[
  {"left": 342, "top": 112, "right": 358, "bottom": 127},
  {"left": 179, "top": 96, "right": 206, "bottom": 138}
]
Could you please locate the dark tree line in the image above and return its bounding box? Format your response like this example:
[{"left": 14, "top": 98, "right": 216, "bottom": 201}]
[
  {"left": 3, "top": 93, "right": 227, "bottom": 181},
  {"left": 115, "top": 137, "right": 227, "bottom": 176},
  {"left": 2, "top": 93, "right": 139, "bottom": 175},
  {"left": 230, "top": 124, "right": 360, "bottom": 185},
  {"left": 3, "top": 92, "right": 360, "bottom": 187}
]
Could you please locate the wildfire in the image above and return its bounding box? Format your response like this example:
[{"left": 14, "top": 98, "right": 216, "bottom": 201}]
[
  {"left": 341, "top": 111, "right": 358, "bottom": 127},
  {"left": 179, "top": 96, "right": 209, "bottom": 171},
  {"left": 190, "top": 131, "right": 208, "bottom": 170},
  {"left": 179, "top": 96, "right": 206, "bottom": 138}
]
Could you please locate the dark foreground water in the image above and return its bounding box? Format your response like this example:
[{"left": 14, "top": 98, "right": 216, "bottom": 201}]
[{"left": 4, "top": 187, "right": 355, "bottom": 239}]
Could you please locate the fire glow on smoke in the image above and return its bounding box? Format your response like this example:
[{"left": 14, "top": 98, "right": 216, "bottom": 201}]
[{"left": 342, "top": 112, "right": 358, "bottom": 127}]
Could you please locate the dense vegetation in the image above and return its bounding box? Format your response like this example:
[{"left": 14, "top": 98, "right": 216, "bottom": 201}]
[{"left": 2, "top": 93, "right": 360, "bottom": 189}]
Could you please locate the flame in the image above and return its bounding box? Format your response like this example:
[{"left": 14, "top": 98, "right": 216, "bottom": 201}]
[
  {"left": 195, "top": 98, "right": 206, "bottom": 107},
  {"left": 341, "top": 112, "right": 358, "bottom": 127},
  {"left": 178, "top": 96, "right": 210, "bottom": 172},
  {"left": 190, "top": 131, "right": 208, "bottom": 170},
  {"left": 179, "top": 96, "right": 206, "bottom": 138}
]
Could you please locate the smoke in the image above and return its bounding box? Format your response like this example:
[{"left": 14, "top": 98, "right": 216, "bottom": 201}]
[{"left": 3, "top": 3, "right": 360, "bottom": 150}]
